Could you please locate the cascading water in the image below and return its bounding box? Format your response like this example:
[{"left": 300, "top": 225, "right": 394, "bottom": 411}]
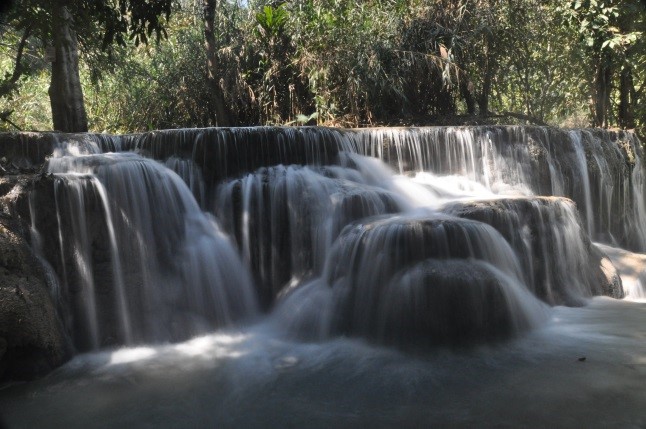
[
  {"left": 272, "top": 214, "right": 547, "bottom": 346},
  {"left": 215, "top": 163, "right": 401, "bottom": 306},
  {"left": 4, "top": 126, "right": 646, "bottom": 428},
  {"left": 25, "top": 126, "right": 644, "bottom": 349},
  {"left": 443, "top": 197, "right": 615, "bottom": 305},
  {"left": 33, "top": 149, "right": 258, "bottom": 350}
]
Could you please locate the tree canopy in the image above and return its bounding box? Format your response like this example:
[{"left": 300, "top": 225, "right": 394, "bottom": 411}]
[
  {"left": 1, "top": 0, "right": 173, "bottom": 131},
  {"left": 0, "top": 0, "right": 644, "bottom": 135}
]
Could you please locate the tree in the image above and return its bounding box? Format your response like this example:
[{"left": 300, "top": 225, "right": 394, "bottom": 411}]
[
  {"left": 203, "top": 0, "right": 233, "bottom": 126},
  {"left": 49, "top": 0, "right": 87, "bottom": 132},
  {"left": 561, "top": 0, "right": 645, "bottom": 128},
  {"left": 2, "top": 0, "right": 173, "bottom": 132}
]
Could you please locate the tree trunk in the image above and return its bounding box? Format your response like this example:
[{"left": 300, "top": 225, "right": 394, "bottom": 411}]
[
  {"left": 592, "top": 52, "right": 612, "bottom": 128},
  {"left": 48, "top": 1, "right": 88, "bottom": 132},
  {"left": 477, "top": 38, "right": 494, "bottom": 116},
  {"left": 617, "top": 8, "right": 637, "bottom": 130},
  {"left": 460, "top": 78, "right": 476, "bottom": 115},
  {"left": 619, "top": 66, "right": 636, "bottom": 129},
  {"left": 203, "top": 0, "right": 232, "bottom": 126}
]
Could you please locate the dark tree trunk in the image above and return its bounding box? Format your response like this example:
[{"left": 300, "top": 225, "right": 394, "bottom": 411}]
[
  {"left": 203, "top": 0, "right": 232, "bottom": 126},
  {"left": 48, "top": 1, "right": 88, "bottom": 132},
  {"left": 592, "top": 52, "right": 612, "bottom": 128},
  {"left": 617, "top": 8, "right": 638, "bottom": 130},
  {"left": 477, "top": 38, "right": 494, "bottom": 116},
  {"left": 619, "top": 66, "right": 636, "bottom": 129},
  {"left": 478, "top": 72, "right": 491, "bottom": 116}
]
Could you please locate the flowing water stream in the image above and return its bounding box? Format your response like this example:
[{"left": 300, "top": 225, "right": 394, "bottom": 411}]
[{"left": 1, "top": 126, "right": 645, "bottom": 428}]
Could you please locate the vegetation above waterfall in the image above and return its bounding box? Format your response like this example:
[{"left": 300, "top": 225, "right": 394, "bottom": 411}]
[{"left": 0, "top": 0, "right": 645, "bottom": 135}]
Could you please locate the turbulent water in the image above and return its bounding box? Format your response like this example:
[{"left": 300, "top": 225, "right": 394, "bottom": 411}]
[{"left": 2, "top": 126, "right": 646, "bottom": 428}]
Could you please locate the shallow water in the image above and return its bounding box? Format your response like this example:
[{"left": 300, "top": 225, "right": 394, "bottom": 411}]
[{"left": 2, "top": 297, "right": 645, "bottom": 429}]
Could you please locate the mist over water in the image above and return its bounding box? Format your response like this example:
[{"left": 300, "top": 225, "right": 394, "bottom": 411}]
[
  {"left": 2, "top": 298, "right": 645, "bottom": 428},
  {"left": 2, "top": 126, "right": 646, "bottom": 428}
]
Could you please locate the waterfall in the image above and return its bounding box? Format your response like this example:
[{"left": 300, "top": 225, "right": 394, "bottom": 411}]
[
  {"left": 443, "top": 197, "right": 606, "bottom": 305},
  {"left": 215, "top": 163, "right": 400, "bottom": 306},
  {"left": 570, "top": 130, "right": 594, "bottom": 236},
  {"left": 291, "top": 214, "right": 548, "bottom": 347},
  {"left": 24, "top": 125, "right": 645, "bottom": 354},
  {"left": 35, "top": 151, "right": 258, "bottom": 350},
  {"left": 7, "top": 125, "right": 646, "bottom": 428}
]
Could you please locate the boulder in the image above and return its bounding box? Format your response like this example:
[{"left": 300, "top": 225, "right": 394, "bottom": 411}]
[
  {"left": 0, "top": 216, "right": 67, "bottom": 380},
  {"left": 595, "top": 243, "right": 646, "bottom": 300}
]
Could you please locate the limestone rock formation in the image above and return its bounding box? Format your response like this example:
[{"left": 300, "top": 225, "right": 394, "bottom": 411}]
[
  {"left": 443, "top": 197, "right": 624, "bottom": 305},
  {"left": 324, "top": 215, "right": 546, "bottom": 346},
  {"left": 595, "top": 243, "right": 646, "bottom": 300}
]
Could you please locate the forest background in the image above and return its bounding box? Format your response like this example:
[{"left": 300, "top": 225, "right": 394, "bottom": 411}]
[{"left": 0, "top": 0, "right": 644, "bottom": 137}]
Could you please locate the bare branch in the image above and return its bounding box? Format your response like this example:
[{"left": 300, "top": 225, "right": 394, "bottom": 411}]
[{"left": 0, "top": 110, "right": 22, "bottom": 131}]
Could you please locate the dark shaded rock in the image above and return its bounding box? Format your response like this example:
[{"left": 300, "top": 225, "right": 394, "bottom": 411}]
[
  {"left": 0, "top": 132, "right": 57, "bottom": 171},
  {"left": 0, "top": 220, "right": 67, "bottom": 380},
  {"left": 374, "top": 259, "right": 537, "bottom": 347}
]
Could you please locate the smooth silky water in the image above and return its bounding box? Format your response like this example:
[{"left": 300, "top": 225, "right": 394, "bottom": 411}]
[
  {"left": 1, "top": 298, "right": 645, "bottom": 428},
  {"left": 1, "top": 126, "right": 645, "bottom": 428}
]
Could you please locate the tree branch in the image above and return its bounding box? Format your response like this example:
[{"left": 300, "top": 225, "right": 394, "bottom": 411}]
[
  {"left": 0, "top": 24, "right": 32, "bottom": 97},
  {"left": 0, "top": 110, "right": 22, "bottom": 131}
]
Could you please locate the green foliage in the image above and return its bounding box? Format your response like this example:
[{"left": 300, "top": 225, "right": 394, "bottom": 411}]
[
  {"left": 255, "top": 5, "right": 288, "bottom": 37},
  {"left": 84, "top": 23, "right": 212, "bottom": 132},
  {"left": 1, "top": 0, "right": 645, "bottom": 133},
  {"left": 0, "top": 0, "right": 176, "bottom": 130}
]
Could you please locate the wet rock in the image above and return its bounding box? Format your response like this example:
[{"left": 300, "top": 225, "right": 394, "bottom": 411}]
[
  {"left": 443, "top": 197, "right": 617, "bottom": 305},
  {"left": 216, "top": 165, "right": 400, "bottom": 307},
  {"left": 0, "top": 132, "right": 57, "bottom": 171},
  {"left": 369, "top": 259, "right": 540, "bottom": 347},
  {"left": 324, "top": 215, "right": 545, "bottom": 346},
  {"left": 592, "top": 246, "right": 624, "bottom": 299},
  {"left": 595, "top": 243, "right": 646, "bottom": 300},
  {"left": 0, "top": 221, "right": 67, "bottom": 380}
]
